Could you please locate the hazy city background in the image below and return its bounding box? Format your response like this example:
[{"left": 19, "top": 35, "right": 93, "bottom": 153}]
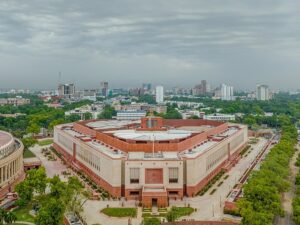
[{"left": 1, "top": 1, "right": 300, "bottom": 90}]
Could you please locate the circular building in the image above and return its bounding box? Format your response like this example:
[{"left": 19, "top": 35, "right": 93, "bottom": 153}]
[{"left": 0, "top": 131, "right": 24, "bottom": 198}]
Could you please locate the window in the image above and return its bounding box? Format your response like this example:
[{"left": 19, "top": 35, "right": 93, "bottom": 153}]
[
  {"left": 130, "top": 168, "right": 140, "bottom": 184},
  {"left": 169, "top": 167, "right": 179, "bottom": 183},
  {"left": 130, "top": 191, "right": 140, "bottom": 196}
]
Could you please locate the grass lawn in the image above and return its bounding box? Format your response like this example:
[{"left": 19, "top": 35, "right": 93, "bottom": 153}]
[
  {"left": 23, "top": 149, "right": 36, "bottom": 158},
  {"left": 38, "top": 139, "right": 53, "bottom": 146},
  {"left": 143, "top": 217, "right": 161, "bottom": 225},
  {"left": 170, "top": 207, "right": 194, "bottom": 217},
  {"left": 13, "top": 204, "right": 35, "bottom": 223},
  {"left": 101, "top": 207, "right": 137, "bottom": 218}
]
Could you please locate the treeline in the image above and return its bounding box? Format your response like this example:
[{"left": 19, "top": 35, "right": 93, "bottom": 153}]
[
  {"left": 0, "top": 95, "right": 91, "bottom": 138},
  {"left": 238, "top": 123, "right": 298, "bottom": 225},
  {"left": 15, "top": 167, "right": 89, "bottom": 224},
  {"left": 293, "top": 147, "right": 300, "bottom": 223},
  {"left": 170, "top": 93, "right": 300, "bottom": 121}
]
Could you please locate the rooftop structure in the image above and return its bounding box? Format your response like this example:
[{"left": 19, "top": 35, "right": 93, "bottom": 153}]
[
  {"left": 0, "top": 98, "right": 30, "bottom": 106},
  {"left": 54, "top": 116, "right": 248, "bottom": 207},
  {"left": 204, "top": 113, "right": 236, "bottom": 122},
  {"left": 65, "top": 104, "right": 104, "bottom": 120},
  {"left": 116, "top": 110, "right": 147, "bottom": 120}
]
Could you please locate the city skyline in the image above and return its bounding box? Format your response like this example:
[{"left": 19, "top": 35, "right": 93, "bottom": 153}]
[{"left": 1, "top": 1, "right": 300, "bottom": 90}]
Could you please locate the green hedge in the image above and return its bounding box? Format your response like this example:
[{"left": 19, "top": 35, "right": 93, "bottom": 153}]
[
  {"left": 101, "top": 208, "right": 137, "bottom": 218},
  {"left": 238, "top": 124, "right": 297, "bottom": 225}
]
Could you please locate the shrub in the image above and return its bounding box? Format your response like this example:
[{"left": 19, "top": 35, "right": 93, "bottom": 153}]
[{"left": 101, "top": 208, "right": 137, "bottom": 218}]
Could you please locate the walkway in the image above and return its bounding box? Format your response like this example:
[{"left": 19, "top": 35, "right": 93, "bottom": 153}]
[
  {"left": 170, "top": 138, "right": 270, "bottom": 221},
  {"left": 15, "top": 221, "right": 35, "bottom": 225},
  {"left": 275, "top": 144, "right": 299, "bottom": 225},
  {"left": 82, "top": 138, "right": 269, "bottom": 224},
  {"left": 30, "top": 144, "right": 68, "bottom": 181}
]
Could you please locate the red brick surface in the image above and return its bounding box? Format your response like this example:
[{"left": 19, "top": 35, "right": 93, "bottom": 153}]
[
  {"left": 145, "top": 169, "right": 163, "bottom": 184},
  {"left": 163, "top": 221, "right": 239, "bottom": 225}
]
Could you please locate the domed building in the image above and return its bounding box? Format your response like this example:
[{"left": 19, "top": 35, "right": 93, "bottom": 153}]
[{"left": 0, "top": 131, "right": 24, "bottom": 198}]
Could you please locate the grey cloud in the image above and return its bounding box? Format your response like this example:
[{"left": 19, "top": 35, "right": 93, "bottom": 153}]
[{"left": 0, "top": 0, "right": 300, "bottom": 90}]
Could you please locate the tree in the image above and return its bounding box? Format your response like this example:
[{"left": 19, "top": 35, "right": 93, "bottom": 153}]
[
  {"left": 21, "top": 137, "right": 38, "bottom": 150},
  {"left": 65, "top": 176, "right": 91, "bottom": 214},
  {"left": 35, "top": 198, "right": 65, "bottom": 225},
  {"left": 98, "top": 105, "right": 116, "bottom": 119},
  {"left": 238, "top": 124, "right": 297, "bottom": 225},
  {"left": 4, "top": 212, "right": 17, "bottom": 225},
  {"left": 27, "top": 167, "right": 47, "bottom": 195},
  {"left": 83, "top": 112, "right": 93, "bottom": 120},
  {"left": 49, "top": 118, "right": 65, "bottom": 130},
  {"left": 166, "top": 210, "right": 177, "bottom": 222},
  {"left": 49, "top": 175, "right": 67, "bottom": 199},
  {"left": 15, "top": 180, "right": 33, "bottom": 206},
  {"left": 0, "top": 208, "right": 6, "bottom": 225},
  {"left": 27, "top": 123, "right": 40, "bottom": 134},
  {"left": 189, "top": 115, "right": 199, "bottom": 119}
]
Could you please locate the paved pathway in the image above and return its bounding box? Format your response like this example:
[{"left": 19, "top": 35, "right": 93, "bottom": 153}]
[
  {"left": 83, "top": 200, "right": 142, "bottom": 225},
  {"left": 15, "top": 221, "right": 35, "bottom": 225},
  {"left": 171, "top": 138, "right": 270, "bottom": 221},
  {"left": 30, "top": 144, "right": 68, "bottom": 181},
  {"left": 82, "top": 138, "right": 269, "bottom": 225},
  {"left": 275, "top": 144, "right": 299, "bottom": 225}
]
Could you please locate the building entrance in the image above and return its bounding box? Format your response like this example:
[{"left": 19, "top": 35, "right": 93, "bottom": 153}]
[{"left": 152, "top": 198, "right": 158, "bottom": 207}]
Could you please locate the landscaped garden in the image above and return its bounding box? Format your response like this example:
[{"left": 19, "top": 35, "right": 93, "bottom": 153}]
[
  {"left": 23, "top": 149, "right": 36, "bottom": 158},
  {"left": 38, "top": 139, "right": 53, "bottom": 146},
  {"left": 197, "top": 169, "right": 225, "bottom": 196},
  {"left": 141, "top": 206, "right": 195, "bottom": 224},
  {"left": 167, "top": 206, "right": 194, "bottom": 220},
  {"left": 101, "top": 207, "right": 137, "bottom": 218},
  {"left": 143, "top": 217, "right": 161, "bottom": 225},
  {"left": 13, "top": 167, "right": 90, "bottom": 225},
  {"left": 12, "top": 204, "right": 35, "bottom": 223}
]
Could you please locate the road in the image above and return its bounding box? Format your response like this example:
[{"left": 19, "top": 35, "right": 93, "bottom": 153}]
[{"left": 170, "top": 138, "right": 269, "bottom": 221}]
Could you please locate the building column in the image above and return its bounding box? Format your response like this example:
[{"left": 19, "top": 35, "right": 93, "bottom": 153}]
[
  {"left": 0, "top": 167, "right": 2, "bottom": 184},
  {"left": 3, "top": 166, "right": 6, "bottom": 182}
]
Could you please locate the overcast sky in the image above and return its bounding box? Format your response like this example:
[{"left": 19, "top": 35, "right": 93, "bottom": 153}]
[{"left": 0, "top": 0, "right": 300, "bottom": 91}]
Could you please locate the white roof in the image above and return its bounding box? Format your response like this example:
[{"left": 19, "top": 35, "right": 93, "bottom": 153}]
[
  {"left": 86, "top": 120, "right": 139, "bottom": 129},
  {"left": 181, "top": 140, "right": 218, "bottom": 158},
  {"left": 108, "top": 129, "right": 191, "bottom": 141}
]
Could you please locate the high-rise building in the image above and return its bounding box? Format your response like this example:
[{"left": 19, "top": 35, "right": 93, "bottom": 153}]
[
  {"left": 192, "top": 80, "right": 207, "bottom": 96},
  {"left": 58, "top": 83, "right": 75, "bottom": 99},
  {"left": 129, "top": 88, "right": 145, "bottom": 96},
  {"left": 155, "top": 85, "right": 164, "bottom": 103},
  {"left": 100, "top": 81, "right": 109, "bottom": 97},
  {"left": 221, "top": 84, "right": 234, "bottom": 101},
  {"left": 256, "top": 84, "right": 270, "bottom": 101},
  {"left": 142, "top": 83, "right": 152, "bottom": 91}
]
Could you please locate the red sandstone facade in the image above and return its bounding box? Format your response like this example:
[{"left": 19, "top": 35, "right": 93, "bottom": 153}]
[
  {"left": 54, "top": 117, "right": 248, "bottom": 207},
  {"left": 0, "top": 131, "right": 25, "bottom": 199}
]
